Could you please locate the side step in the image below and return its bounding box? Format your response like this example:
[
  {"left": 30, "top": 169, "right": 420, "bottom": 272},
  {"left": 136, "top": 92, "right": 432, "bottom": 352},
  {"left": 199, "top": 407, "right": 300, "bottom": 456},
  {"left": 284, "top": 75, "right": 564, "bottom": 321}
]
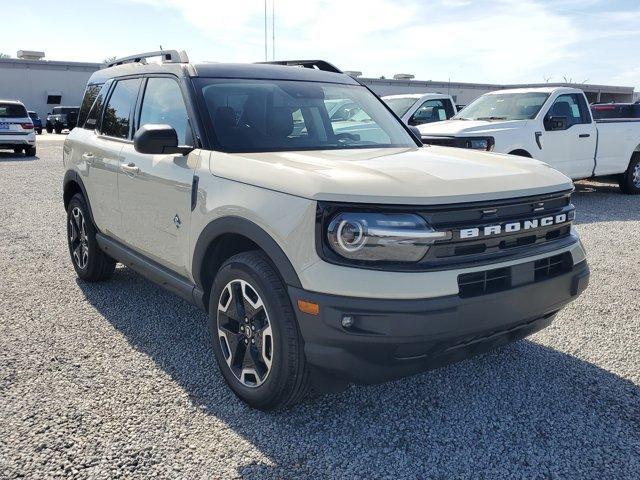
[{"left": 96, "top": 233, "right": 206, "bottom": 311}]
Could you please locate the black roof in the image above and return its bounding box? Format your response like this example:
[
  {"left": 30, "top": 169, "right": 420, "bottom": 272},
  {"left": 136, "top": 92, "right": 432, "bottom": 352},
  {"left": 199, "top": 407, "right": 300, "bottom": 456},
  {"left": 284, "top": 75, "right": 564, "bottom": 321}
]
[{"left": 88, "top": 61, "right": 359, "bottom": 86}]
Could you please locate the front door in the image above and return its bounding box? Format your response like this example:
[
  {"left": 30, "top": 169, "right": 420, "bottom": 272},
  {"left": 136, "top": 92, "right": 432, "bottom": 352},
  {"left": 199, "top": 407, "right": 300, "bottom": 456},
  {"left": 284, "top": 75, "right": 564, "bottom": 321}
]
[
  {"left": 117, "top": 76, "right": 196, "bottom": 276},
  {"left": 540, "top": 93, "right": 596, "bottom": 179}
]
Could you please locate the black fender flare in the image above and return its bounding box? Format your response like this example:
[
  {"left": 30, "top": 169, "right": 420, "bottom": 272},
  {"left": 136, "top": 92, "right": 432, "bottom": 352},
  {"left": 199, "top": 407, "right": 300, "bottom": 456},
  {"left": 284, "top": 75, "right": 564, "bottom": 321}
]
[
  {"left": 192, "top": 216, "right": 303, "bottom": 293},
  {"left": 63, "top": 170, "right": 95, "bottom": 225}
]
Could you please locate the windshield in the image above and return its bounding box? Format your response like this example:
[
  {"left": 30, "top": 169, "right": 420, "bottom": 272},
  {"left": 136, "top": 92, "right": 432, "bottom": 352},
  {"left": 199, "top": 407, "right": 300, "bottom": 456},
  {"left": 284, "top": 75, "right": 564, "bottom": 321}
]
[
  {"left": 197, "top": 79, "right": 416, "bottom": 153},
  {"left": 0, "top": 103, "right": 28, "bottom": 118},
  {"left": 383, "top": 97, "right": 417, "bottom": 117},
  {"left": 456, "top": 92, "right": 549, "bottom": 121}
]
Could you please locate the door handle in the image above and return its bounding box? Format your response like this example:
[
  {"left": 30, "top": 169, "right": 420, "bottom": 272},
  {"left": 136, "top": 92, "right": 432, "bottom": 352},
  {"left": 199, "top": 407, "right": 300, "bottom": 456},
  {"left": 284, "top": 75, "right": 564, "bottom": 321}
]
[
  {"left": 122, "top": 162, "right": 140, "bottom": 175},
  {"left": 579, "top": 133, "right": 590, "bottom": 138}
]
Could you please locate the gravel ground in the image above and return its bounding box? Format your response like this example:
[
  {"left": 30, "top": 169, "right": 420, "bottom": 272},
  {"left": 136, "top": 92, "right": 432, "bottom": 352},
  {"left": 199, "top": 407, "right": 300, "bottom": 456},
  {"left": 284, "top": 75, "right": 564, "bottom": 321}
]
[{"left": 1, "top": 137, "right": 639, "bottom": 479}]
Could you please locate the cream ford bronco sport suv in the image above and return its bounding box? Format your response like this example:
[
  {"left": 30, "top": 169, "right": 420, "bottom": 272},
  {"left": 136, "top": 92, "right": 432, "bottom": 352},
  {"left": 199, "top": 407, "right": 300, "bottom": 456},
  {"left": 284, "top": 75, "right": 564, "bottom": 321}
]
[{"left": 63, "top": 51, "right": 590, "bottom": 410}]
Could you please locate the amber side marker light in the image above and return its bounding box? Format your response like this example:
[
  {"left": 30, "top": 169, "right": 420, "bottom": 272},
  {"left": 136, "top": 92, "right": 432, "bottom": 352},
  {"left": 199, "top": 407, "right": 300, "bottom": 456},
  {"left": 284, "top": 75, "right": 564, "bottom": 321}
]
[{"left": 297, "top": 300, "right": 320, "bottom": 316}]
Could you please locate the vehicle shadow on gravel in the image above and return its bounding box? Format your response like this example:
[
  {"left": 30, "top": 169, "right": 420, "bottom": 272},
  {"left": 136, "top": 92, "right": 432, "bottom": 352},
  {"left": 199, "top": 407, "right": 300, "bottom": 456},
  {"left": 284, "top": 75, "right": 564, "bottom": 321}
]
[
  {"left": 572, "top": 180, "right": 640, "bottom": 224},
  {"left": 77, "top": 268, "right": 640, "bottom": 479}
]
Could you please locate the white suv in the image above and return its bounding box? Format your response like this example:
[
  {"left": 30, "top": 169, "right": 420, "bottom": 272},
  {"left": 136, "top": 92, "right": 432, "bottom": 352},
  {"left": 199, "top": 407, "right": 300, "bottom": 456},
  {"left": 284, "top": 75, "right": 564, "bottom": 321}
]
[
  {"left": 0, "top": 100, "right": 36, "bottom": 156},
  {"left": 63, "top": 51, "right": 590, "bottom": 410}
]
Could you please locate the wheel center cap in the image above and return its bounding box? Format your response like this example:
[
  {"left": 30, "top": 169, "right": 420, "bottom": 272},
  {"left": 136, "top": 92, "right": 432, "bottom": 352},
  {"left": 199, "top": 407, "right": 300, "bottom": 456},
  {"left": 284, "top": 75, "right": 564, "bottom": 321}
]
[{"left": 243, "top": 325, "right": 253, "bottom": 338}]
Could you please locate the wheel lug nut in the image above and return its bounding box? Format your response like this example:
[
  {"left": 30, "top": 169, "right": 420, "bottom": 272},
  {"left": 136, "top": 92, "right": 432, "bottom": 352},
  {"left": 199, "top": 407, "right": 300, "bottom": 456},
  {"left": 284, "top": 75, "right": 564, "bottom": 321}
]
[
  {"left": 251, "top": 325, "right": 256, "bottom": 331},
  {"left": 244, "top": 339, "right": 248, "bottom": 344},
  {"left": 251, "top": 339, "right": 255, "bottom": 344}
]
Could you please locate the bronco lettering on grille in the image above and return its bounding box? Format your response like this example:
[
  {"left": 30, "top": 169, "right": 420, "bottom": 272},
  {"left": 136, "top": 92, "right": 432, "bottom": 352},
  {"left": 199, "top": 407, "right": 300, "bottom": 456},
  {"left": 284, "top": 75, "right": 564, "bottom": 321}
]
[{"left": 460, "top": 214, "right": 568, "bottom": 239}]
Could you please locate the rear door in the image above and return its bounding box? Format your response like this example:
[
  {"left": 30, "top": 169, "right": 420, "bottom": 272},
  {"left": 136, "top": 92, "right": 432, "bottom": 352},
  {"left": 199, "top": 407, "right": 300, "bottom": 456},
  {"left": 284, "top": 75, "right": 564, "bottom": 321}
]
[
  {"left": 77, "top": 79, "right": 131, "bottom": 237},
  {"left": 117, "top": 76, "right": 197, "bottom": 276},
  {"left": 540, "top": 93, "right": 596, "bottom": 178}
]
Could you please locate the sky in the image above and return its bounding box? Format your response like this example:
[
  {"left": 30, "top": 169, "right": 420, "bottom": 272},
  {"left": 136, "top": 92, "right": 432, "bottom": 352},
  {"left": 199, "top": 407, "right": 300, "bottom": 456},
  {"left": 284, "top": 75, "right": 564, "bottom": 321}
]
[{"left": 2, "top": 0, "right": 639, "bottom": 88}]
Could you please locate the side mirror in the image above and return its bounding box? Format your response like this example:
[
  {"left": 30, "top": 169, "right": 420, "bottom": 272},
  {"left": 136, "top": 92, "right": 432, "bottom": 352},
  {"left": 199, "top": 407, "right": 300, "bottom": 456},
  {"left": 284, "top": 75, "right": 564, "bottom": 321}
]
[
  {"left": 545, "top": 115, "right": 568, "bottom": 131},
  {"left": 408, "top": 125, "right": 423, "bottom": 143},
  {"left": 134, "top": 124, "right": 194, "bottom": 155}
]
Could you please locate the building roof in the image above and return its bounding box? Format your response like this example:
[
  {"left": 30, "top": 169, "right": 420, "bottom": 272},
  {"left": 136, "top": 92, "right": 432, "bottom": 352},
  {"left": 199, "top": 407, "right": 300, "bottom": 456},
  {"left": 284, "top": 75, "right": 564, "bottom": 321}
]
[{"left": 0, "top": 57, "right": 100, "bottom": 71}]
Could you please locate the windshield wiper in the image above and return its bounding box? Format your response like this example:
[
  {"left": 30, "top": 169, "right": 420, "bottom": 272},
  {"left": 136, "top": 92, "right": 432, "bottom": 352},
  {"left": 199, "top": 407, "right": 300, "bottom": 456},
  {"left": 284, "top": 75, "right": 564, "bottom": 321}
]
[{"left": 476, "top": 116, "right": 507, "bottom": 121}]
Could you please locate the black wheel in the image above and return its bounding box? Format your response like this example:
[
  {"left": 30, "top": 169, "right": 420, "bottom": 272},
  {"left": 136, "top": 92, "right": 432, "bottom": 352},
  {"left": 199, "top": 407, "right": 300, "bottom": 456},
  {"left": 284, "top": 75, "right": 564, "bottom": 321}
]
[
  {"left": 13, "top": 147, "right": 23, "bottom": 154},
  {"left": 55, "top": 126, "right": 62, "bottom": 134},
  {"left": 209, "top": 251, "right": 311, "bottom": 410},
  {"left": 24, "top": 146, "right": 36, "bottom": 157},
  {"left": 618, "top": 153, "right": 640, "bottom": 194},
  {"left": 37, "top": 128, "right": 42, "bottom": 135},
  {"left": 46, "top": 125, "right": 53, "bottom": 134},
  {"left": 66, "top": 194, "right": 115, "bottom": 281}
]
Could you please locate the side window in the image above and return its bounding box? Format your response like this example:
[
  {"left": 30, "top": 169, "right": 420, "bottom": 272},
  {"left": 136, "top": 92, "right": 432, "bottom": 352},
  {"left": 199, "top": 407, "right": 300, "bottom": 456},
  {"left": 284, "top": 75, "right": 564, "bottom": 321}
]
[
  {"left": 101, "top": 78, "right": 141, "bottom": 139},
  {"left": 78, "top": 84, "right": 101, "bottom": 128},
  {"left": 409, "top": 99, "right": 454, "bottom": 125},
  {"left": 82, "top": 83, "right": 110, "bottom": 130},
  {"left": 548, "top": 94, "right": 588, "bottom": 128},
  {"left": 138, "top": 77, "right": 190, "bottom": 144}
]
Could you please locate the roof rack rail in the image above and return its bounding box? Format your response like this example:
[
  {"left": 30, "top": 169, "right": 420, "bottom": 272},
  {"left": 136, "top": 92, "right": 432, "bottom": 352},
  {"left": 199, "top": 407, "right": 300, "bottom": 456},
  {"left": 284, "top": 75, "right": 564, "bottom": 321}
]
[
  {"left": 257, "top": 60, "right": 342, "bottom": 74},
  {"left": 107, "top": 50, "right": 189, "bottom": 68}
]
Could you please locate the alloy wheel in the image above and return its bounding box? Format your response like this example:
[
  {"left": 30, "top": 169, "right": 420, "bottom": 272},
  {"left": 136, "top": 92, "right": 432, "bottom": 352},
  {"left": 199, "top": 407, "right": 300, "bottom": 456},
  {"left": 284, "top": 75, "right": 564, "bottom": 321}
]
[
  {"left": 217, "top": 279, "right": 273, "bottom": 387},
  {"left": 633, "top": 162, "right": 640, "bottom": 188},
  {"left": 69, "top": 207, "right": 89, "bottom": 269}
]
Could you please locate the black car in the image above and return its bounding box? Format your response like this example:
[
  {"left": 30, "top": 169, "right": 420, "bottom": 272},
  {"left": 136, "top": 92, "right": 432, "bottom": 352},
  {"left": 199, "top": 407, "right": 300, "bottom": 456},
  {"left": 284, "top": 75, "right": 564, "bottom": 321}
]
[
  {"left": 46, "top": 106, "right": 79, "bottom": 134},
  {"left": 28, "top": 111, "right": 43, "bottom": 134},
  {"left": 591, "top": 102, "right": 640, "bottom": 120}
]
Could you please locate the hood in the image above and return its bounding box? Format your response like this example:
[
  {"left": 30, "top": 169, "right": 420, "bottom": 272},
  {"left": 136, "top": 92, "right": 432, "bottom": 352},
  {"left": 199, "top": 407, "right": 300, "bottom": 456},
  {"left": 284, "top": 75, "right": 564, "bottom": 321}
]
[
  {"left": 417, "top": 119, "right": 527, "bottom": 136},
  {"left": 209, "top": 147, "right": 572, "bottom": 205}
]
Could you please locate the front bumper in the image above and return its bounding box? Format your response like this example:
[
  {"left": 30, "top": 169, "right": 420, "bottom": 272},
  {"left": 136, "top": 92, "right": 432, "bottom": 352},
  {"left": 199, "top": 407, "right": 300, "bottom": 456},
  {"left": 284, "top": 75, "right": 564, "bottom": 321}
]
[{"left": 289, "top": 258, "right": 589, "bottom": 386}]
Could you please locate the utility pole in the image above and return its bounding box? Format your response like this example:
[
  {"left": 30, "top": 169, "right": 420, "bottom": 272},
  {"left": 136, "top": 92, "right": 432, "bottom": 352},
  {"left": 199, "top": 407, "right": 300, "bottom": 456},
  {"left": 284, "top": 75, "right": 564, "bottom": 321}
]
[
  {"left": 264, "top": 0, "right": 267, "bottom": 61},
  {"left": 272, "top": 0, "right": 275, "bottom": 60}
]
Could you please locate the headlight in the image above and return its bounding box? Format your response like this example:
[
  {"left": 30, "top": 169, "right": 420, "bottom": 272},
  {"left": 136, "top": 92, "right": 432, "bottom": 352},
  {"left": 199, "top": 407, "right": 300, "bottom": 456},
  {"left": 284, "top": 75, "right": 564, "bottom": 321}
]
[
  {"left": 463, "top": 137, "right": 495, "bottom": 151},
  {"left": 326, "top": 212, "right": 451, "bottom": 263}
]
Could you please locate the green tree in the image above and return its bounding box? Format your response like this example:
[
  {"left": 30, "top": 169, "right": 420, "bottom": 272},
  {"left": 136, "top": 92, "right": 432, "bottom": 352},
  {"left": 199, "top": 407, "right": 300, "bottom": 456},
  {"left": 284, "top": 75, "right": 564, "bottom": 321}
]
[
  {"left": 103, "top": 56, "right": 117, "bottom": 64},
  {"left": 0, "top": 53, "right": 11, "bottom": 59}
]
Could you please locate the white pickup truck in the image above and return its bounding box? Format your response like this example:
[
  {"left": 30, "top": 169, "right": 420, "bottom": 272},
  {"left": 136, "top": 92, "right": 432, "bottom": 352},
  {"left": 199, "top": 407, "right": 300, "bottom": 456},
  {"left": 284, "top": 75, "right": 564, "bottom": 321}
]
[
  {"left": 382, "top": 93, "right": 457, "bottom": 126},
  {"left": 418, "top": 87, "right": 640, "bottom": 194}
]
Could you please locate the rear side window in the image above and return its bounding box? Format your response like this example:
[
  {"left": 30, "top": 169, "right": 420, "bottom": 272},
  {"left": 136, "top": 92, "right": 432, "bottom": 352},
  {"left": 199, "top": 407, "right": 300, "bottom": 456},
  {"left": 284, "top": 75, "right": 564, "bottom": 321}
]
[
  {"left": 77, "top": 85, "right": 97, "bottom": 127},
  {"left": 138, "top": 77, "right": 189, "bottom": 144},
  {"left": 101, "top": 79, "right": 142, "bottom": 139},
  {"left": 84, "top": 83, "right": 110, "bottom": 130},
  {"left": 0, "top": 103, "right": 28, "bottom": 118}
]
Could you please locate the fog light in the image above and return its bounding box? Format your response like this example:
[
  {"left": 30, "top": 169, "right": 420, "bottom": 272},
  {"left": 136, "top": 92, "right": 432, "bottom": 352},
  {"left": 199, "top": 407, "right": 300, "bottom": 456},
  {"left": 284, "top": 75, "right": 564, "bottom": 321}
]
[{"left": 341, "top": 315, "right": 355, "bottom": 328}]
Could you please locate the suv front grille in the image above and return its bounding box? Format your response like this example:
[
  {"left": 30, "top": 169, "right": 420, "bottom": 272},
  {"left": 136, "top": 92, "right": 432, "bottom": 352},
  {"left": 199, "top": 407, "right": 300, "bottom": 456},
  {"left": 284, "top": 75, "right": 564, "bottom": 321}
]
[
  {"left": 418, "top": 191, "right": 575, "bottom": 268},
  {"left": 458, "top": 253, "right": 572, "bottom": 298}
]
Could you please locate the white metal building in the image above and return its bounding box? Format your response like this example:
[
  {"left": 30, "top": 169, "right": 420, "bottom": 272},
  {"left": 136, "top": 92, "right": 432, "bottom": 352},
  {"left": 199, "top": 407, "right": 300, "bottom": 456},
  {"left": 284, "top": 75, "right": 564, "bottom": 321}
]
[
  {"left": 359, "top": 77, "right": 636, "bottom": 105},
  {"left": 0, "top": 52, "right": 100, "bottom": 120}
]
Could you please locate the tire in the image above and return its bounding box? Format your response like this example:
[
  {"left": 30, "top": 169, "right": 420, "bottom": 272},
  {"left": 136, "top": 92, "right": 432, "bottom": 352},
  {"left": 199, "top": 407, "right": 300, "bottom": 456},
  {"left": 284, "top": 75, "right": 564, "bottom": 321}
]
[
  {"left": 618, "top": 153, "right": 640, "bottom": 194},
  {"left": 13, "top": 147, "right": 23, "bottom": 154},
  {"left": 37, "top": 128, "right": 42, "bottom": 135},
  {"left": 46, "top": 125, "right": 53, "bottom": 134},
  {"left": 55, "top": 126, "right": 62, "bottom": 134},
  {"left": 208, "top": 251, "right": 311, "bottom": 410},
  {"left": 66, "top": 193, "right": 116, "bottom": 281},
  {"left": 24, "top": 146, "right": 36, "bottom": 157}
]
